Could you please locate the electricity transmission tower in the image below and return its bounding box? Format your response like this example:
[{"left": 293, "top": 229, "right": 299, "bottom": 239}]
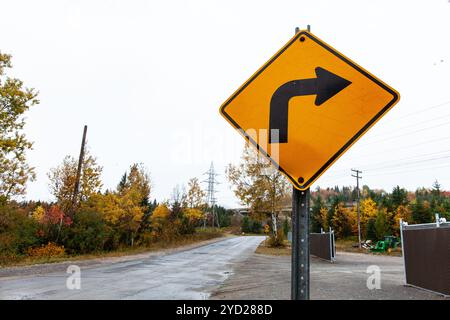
[
  {"left": 203, "top": 162, "right": 220, "bottom": 228},
  {"left": 351, "top": 169, "right": 362, "bottom": 248}
]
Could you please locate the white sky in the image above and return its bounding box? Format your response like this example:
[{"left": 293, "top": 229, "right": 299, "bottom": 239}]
[{"left": 1, "top": 0, "right": 450, "bottom": 207}]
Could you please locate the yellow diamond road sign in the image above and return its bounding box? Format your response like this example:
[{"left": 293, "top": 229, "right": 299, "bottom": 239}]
[{"left": 219, "top": 30, "right": 400, "bottom": 190}]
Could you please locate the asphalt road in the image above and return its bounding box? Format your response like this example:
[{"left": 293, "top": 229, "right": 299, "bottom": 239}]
[
  {"left": 0, "top": 236, "right": 265, "bottom": 300},
  {"left": 1, "top": 236, "right": 447, "bottom": 300}
]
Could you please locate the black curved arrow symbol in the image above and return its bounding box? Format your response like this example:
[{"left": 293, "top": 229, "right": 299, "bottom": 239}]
[{"left": 269, "top": 67, "right": 351, "bottom": 143}]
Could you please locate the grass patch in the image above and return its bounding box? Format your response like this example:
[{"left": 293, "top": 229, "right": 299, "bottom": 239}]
[
  {"left": 0, "top": 230, "right": 224, "bottom": 268},
  {"left": 255, "top": 237, "right": 291, "bottom": 256}
]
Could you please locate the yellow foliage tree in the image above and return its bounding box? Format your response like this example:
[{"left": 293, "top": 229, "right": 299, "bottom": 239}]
[
  {"left": 226, "top": 144, "right": 290, "bottom": 240},
  {"left": 183, "top": 208, "right": 203, "bottom": 224},
  {"left": 82, "top": 192, "right": 144, "bottom": 246},
  {"left": 332, "top": 203, "right": 352, "bottom": 239},
  {"left": 348, "top": 206, "right": 358, "bottom": 236},
  {"left": 360, "top": 198, "right": 378, "bottom": 237},
  {"left": 150, "top": 204, "right": 172, "bottom": 238},
  {"left": 31, "top": 205, "right": 45, "bottom": 222},
  {"left": 319, "top": 207, "right": 329, "bottom": 231},
  {"left": 393, "top": 204, "right": 412, "bottom": 236}
]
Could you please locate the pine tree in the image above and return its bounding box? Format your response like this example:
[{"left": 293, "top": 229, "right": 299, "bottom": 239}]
[
  {"left": 411, "top": 198, "right": 432, "bottom": 224},
  {"left": 311, "top": 194, "right": 325, "bottom": 233},
  {"left": 375, "top": 209, "right": 389, "bottom": 240},
  {"left": 366, "top": 218, "right": 377, "bottom": 241}
]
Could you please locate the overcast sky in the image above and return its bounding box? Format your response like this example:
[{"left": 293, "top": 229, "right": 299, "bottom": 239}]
[{"left": 2, "top": 0, "right": 450, "bottom": 207}]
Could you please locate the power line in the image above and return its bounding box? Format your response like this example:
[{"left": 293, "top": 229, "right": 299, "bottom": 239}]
[
  {"left": 385, "top": 100, "right": 450, "bottom": 122},
  {"left": 366, "top": 112, "right": 450, "bottom": 140},
  {"left": 363, "top": 120, "right": 450, "bottom": 146},
  {"left": 344, "top": 136, "right": 450, "bottom": 162},
  {"left": 317, "top": 162, "right": 450, "bottom": 187},
  {"left": 357, "top": 154, "right": 450, "bottom": 171}
]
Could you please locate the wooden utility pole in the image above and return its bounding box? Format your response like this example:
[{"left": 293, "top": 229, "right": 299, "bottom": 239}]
[
  {"left": 351, "top": 169, "right": 362, "bottom": 248},
  {"left": 71, "top": 125, "right": 88, "bottom": 216}
]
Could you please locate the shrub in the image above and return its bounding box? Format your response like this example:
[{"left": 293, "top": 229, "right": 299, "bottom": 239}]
[
  {"left": 0, "top": 204, "right": 41, "bottom": 258},
  {"left": 63, "top": 211, "right": 110, "bottom": 254},
  {"left": 267, "top": 229, "right": 286, "bottom": 248},
  {"left": 27, "top": 242, "right": 65, "bottom": 258}
]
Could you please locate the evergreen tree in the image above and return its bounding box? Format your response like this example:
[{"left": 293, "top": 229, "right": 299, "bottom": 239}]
[
  {"left": 117, "top": 172, "right": 127, "bottom": 193},
  {"left": 375, "top": 209, "right": 389, "bottom": 240},
  {"left": 411, "top": 198, "right": 432, "bottom": 224},
  {"left": 366, "top": 218, "right": 377, "bottom": 241},
  {"left": 390, "top": 186, "right": 408, "bottom": 211},
  {"left": 311, "top": 194, "right": 325, "bottom": 233}
]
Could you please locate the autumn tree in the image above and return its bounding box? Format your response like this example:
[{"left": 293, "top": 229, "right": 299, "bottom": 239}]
[
  {"left": 48, "top": 150, "right": 103, "bottom": 213},
  {"left": 226, "top": 144, "right": 290, "bottom": 239},
  {"left": 82, "top": 192, "right": 143, "bottom": 246},
  {"left": 117, "top": 163, "right": 151, "bottom": 207},
  {"left": 393, "top": 204, "right": 412, "bottom": 235},
  {"left": 182, "top": 177, "right": 206, "bottom": 229},
  {"left": 186, "top": 178, "right": 206, "bottom": 209},
  {"left": 319, "top": 207, "right": 329, "bottom": 231},
  {"left": 311, "top": 194, "right": 326, "bottom": 232},
  {"left": 150, "top": 203, "right": 175, "bottom": 240},
  {"left": 0, "top": 52, "right": 39, "bottom": 200},
  {"left": 34, "top": 205, "right": 72, "bottom": 243},
  {"left": 360, "top": 198, "right": 378, "bottom": 237},
  {"left": 331, "top": 203, "right": 352, "bottom": 239}
]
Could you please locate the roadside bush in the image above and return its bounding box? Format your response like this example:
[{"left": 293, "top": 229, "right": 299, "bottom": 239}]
[
  {"left": 0, "top": 204, "right": 41, "bottom": 258},
  {"left": 27, "top": 242, "right": 65, "bottom": 258},
  {"left": 63, "top": 211, "right": 110, "bottom": 254},
  {"left": 267, "top": 229, "right": 286, "bottom": 248},
  {"left": 180, "top": 208, "right": 203, "bottom": 234}
]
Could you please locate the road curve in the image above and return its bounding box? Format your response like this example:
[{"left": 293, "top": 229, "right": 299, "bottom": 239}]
[{"left": 0, "top": 236, "right": 265, "bottom": 300}]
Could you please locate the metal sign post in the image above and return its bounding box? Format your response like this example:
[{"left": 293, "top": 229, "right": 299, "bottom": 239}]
[{"left": 291, "top": 187, "right": 310, "bottom": 300}]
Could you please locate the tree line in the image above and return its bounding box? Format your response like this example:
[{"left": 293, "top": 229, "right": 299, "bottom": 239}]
[
  {"left": 227, "top": 143, "right": 450, "bottom": 244},
  {"left": 310, "top": 181, "right": 450, "bottom": 240},
  {"left": 0, "top": 53, "right": 232, "bottom": 264}
]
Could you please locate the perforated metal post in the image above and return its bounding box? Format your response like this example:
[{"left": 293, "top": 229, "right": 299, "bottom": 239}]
[{"left": 291, "top": 187, "right": 310, "bottom": 300}]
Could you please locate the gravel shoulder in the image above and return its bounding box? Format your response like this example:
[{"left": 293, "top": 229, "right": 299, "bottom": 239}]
[{"left": 211, "top": 251, "right": 449, "bottom": 300}]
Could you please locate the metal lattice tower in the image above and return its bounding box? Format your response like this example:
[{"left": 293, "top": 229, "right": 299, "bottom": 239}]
[{"left": 203, "top": 162, "right": 220, "bottom": 228}]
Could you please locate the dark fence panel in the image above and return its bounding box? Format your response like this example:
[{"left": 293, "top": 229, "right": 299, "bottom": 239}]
[
  {"left": 402, "top": 224, "right": 450, "bottom": 295},
  {"left": 310, "top": 232, "right": 335, "bottom": 262}
]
